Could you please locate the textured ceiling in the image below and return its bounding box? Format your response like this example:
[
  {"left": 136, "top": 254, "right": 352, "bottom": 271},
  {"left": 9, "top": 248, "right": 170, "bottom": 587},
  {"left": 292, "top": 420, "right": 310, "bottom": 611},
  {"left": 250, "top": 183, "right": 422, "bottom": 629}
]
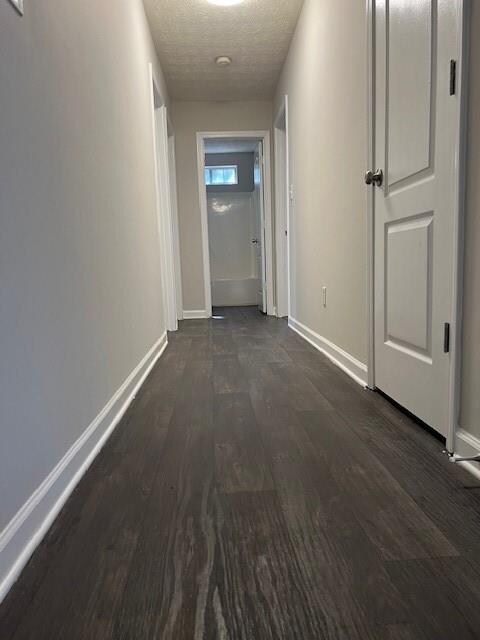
[{"left": 143, "top": 0, "right": 304, "bottom": 101}]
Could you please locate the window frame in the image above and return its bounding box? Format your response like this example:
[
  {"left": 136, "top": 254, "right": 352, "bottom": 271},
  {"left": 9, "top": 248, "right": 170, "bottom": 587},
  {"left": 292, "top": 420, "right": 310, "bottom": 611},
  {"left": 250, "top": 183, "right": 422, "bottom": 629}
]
[{"left": 204, "top": 164, "right": 239, "bottom": 187}]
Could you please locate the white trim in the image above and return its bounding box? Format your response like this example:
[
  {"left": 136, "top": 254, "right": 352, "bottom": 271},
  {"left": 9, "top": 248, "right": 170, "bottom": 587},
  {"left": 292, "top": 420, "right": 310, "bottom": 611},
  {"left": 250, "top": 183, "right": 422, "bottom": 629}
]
[
  {"left": 458, "top": 462, "right": 480, "bottom": 483},
  {"left": 182, "top": 310, "right": 209, "bottom": 320},
  {"left": 274, "top": 95, "right": 291, "bottom": 319},
  {"left": 196, "top": 134, "right": 213, "bottom": 316},
  {"left": 149, "top": 64, "right": 178, "bottom": 332},
  {"left": 167, "top": 132, "right": 184, "bottom": 321},
  {"left": 0, "top": 332, "right": 168, "bottom": 604},
  {"left": 366, "top": 0, "right": 375, "bottom": 390},
  {"left": 262, "top": 132, "right": 274, "bottom": 315},
  {"left": 447, "top": 0, "right": 470, "bottom": 453},
  {"left": 159, "top": 105, "right": 178, "bottom": 330},
  {"left": 454, "top": 429, "right": 480, "bottom": 481},
  {"left": 285, "top": 97, "right": 291, "bottom": 319},
  {"left": 289, "top": 317, "right": 368, "bottom": 387},
  {"left": 195, "top": 130, "right": 275, "bottom": 317}
]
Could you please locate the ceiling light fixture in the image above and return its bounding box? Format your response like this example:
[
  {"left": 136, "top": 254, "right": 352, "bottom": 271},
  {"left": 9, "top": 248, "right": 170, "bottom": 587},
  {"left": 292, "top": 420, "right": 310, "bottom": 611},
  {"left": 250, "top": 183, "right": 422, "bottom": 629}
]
[
  {"left": 207, "top": 0, "right": 244, "bottom": 6},
  {"left": 215, "top": 56, "right": 232, "bottom": 67}
]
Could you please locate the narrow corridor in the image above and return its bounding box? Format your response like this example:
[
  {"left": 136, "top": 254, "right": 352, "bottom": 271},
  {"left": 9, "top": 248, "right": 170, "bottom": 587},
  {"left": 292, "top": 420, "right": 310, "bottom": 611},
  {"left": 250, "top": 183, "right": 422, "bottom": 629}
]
[{"left": 2, "top": 308, "right": 480, "bottom": 639}]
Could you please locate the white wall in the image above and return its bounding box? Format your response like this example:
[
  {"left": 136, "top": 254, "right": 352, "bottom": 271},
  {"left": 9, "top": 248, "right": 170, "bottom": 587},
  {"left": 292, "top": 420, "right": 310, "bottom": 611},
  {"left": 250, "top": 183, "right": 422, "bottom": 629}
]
[
  {"left": 460, "top": 4, "right": 480, "bottom": 441},
  {"left": 0, "top": 0, "right": 168, "bottom": 595},
  {"left": 208, "top": 192, "right": 258, "bottom": 307},
  {"left": 274, "top": 0, "right": 368, "bottom": 364},
  {"left": 171, "top": 101, "right": 273, "bottom": 312},
  {"left": 208, "top": 193, "right": 256, "bottom": 282}
]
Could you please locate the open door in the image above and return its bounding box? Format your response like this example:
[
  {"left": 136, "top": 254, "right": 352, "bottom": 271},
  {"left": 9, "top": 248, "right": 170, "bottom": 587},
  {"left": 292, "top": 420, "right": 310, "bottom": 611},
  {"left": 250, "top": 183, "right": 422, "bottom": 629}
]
[
  {"left": 371, "top": 0, "right": 464, "bottom": 438},
  {"left": 253, "top": 143, "right": 267, "bottom": 313}
]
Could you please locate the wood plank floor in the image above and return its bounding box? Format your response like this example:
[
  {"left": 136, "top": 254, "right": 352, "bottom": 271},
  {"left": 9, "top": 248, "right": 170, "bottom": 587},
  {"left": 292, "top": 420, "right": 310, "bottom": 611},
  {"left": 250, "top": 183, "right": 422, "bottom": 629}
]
[{"left": 2, "top": 306, "right": 480, "bottom": 639}]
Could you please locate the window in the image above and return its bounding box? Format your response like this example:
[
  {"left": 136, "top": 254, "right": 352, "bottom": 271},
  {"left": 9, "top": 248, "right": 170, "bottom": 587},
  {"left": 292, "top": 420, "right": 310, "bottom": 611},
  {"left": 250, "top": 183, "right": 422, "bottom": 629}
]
[{"left": 204, "top": 165, "right": 238, "bottom": 186}]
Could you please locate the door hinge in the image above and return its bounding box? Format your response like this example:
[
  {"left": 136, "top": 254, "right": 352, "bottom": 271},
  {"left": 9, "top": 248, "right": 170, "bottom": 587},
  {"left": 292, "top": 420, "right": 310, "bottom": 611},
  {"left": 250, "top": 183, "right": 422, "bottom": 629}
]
[
  {"left": 443, "top": 322, "right": 451, "bottom": 353},
  {"left": 449, "top": 60, "right": 457, "bottom": 96}
]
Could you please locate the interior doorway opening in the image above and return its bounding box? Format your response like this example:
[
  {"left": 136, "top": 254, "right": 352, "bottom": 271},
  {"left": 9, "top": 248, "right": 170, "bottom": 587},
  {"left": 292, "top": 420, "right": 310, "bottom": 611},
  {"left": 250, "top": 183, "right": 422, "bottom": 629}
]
[
  {"left": 196, "top": 131, "right": 274, "bottom": 317},
  {"left": 205, "top": 138, "right": 265, "bottom": 312}
]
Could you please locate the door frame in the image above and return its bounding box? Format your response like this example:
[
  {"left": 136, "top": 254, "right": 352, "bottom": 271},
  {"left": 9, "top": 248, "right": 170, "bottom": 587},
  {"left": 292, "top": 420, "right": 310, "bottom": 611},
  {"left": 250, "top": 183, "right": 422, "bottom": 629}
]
[
  {"left": 149, "top": 63, "right": 180, "bottom": 331},
  {"left": 365, "top": 1, "right": 470, "bottom": 450},
  {"left": 196, "top": 130, "right": 274, "bottom": 316},
  {"left": 166, "top": 122, "right": 184, "bottom": 320},
  {"left": 254, "top": 144, "right": 268, "bottom": 313},
  {"left": 274, "top": 95, "right": 291, "bottom": 319}
]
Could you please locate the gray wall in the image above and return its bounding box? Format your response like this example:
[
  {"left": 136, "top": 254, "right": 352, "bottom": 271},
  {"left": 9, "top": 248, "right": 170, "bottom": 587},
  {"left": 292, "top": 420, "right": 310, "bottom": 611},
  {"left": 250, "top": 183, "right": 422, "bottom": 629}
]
[
  {"left": 460, "top": 4, "right": 480, "bottom": 440},
  {"left": 172, "top": 101, "right": 273, "bottom": 312},
  {"left": 205, "top": 153, "right": 254, "bottom": 193},
  {"left": 0, "top": 0, "right": 167, "bottom": 532},
  {"left": 274, "top": 0, "right": 368, "bottom": 363}
]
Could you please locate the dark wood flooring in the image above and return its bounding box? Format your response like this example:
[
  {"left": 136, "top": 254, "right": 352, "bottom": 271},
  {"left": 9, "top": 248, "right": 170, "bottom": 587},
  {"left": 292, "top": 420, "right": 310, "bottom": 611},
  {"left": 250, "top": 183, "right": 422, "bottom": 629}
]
[{"left": 2, "top": 306, "right": 480, "bottom": 639}]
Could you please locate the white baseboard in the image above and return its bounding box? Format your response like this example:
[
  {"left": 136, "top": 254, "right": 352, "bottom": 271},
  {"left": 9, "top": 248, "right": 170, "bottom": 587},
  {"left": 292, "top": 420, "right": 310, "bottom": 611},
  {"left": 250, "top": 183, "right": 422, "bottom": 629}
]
[
  {"left": 182, "top": 310, "right": 210, "bottom": 319},
  {"left": 288, "top": 317, "right": 368, "bottom": 387},
  {"left": 454, "top": 428, "right": 480, "bottom": 482},
  {"left": 0, "top": 332, "right": 168, "bottom": 604}
]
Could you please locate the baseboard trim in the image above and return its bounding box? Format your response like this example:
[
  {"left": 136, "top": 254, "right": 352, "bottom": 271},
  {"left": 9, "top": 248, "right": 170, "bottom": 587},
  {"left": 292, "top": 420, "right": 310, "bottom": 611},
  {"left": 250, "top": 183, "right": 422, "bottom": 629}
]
[
  {"left": 0, "top": 331, "right": 168, "bottom": 604},
  {"left": 182, "top": 310, "right": 210, "bottom": 319},
  {"left": 288, "top": 317, "right": 368, "bottom": 387},
  {"left": 455, "top": 429, "right": 480, "bottom": 481}
]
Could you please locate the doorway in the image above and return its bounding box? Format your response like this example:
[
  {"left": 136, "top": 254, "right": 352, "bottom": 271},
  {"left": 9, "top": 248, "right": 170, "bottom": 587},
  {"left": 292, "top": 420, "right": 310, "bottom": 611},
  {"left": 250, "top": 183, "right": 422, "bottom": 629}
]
[
  {"left": 196, "top": 131, "right": 274, "bottom": 316},
  {"left": 204, "top": 139, "right": 265, "bottom": 311},
  {"left": 367, "top": 2, "right": 467, "bottom": 444}
]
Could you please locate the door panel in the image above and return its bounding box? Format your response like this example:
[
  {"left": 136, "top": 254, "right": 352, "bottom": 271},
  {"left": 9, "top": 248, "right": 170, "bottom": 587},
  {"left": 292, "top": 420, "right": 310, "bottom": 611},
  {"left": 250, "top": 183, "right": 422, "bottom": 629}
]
[
  {"left": 374, "top": 0, "right": 461, "bottom": 436},
  {"left": 385, "top": 213, "right": 433, "bottom": 356},
  {"left": 388, "top": 0, "right": 434, "bottom": 186}
]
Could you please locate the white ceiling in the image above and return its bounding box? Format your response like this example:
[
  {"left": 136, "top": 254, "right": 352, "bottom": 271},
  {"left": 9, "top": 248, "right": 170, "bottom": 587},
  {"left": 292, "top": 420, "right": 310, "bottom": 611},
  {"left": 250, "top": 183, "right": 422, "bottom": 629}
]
[
  {"left": 143, "top": 0, "right": 304, "bottom": 101},
  {"left": 205, "top": 138, "right": 259, "bottom": 153}
]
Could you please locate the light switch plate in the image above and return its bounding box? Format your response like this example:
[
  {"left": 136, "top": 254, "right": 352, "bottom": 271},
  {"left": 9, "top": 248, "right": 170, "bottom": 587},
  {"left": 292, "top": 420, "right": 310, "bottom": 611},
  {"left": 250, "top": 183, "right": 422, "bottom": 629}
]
[{"left": 8, "top": 0, "right": 24, "bottom": 15}]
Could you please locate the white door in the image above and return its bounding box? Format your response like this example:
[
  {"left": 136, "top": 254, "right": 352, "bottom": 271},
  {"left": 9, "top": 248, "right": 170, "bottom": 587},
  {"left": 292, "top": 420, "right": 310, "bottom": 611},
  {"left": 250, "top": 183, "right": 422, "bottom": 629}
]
[
  {"left": 373, "top": 0, "right": 462, "bottom": 437},
  {"left": 253, "top": 144, "right": 267, "bottom": 313}
]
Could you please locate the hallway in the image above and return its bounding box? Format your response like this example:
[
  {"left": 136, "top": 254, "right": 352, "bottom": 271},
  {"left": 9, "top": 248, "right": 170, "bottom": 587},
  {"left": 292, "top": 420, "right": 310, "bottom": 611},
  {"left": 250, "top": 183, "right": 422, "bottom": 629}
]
[{"left": 2, "top": 308, "right": 480, "bottom": 639}]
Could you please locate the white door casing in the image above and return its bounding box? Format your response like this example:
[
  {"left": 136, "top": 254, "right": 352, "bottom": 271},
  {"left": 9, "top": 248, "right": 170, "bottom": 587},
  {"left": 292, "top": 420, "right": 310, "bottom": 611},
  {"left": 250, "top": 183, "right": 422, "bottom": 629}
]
[
  {"left": 274, "top": 96, "right": 290, "bottom": 319},
  {"left": 373, "top": 0, "right": 464, "bottom": 437},
  {"left": 253, "top": 143, "right": 267, "bottom": 312},
  {"left": 195, "top": 131, "right": 274, "bottom": 317},
  {"left": 149, "top": 65, "right": 177, "bottom": 332},
  {"left": 154, "top": 105, "right": 178, "bottom": 332},
  {"left": 167, "top": 134, "right": 184, "bottom": 320}
]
